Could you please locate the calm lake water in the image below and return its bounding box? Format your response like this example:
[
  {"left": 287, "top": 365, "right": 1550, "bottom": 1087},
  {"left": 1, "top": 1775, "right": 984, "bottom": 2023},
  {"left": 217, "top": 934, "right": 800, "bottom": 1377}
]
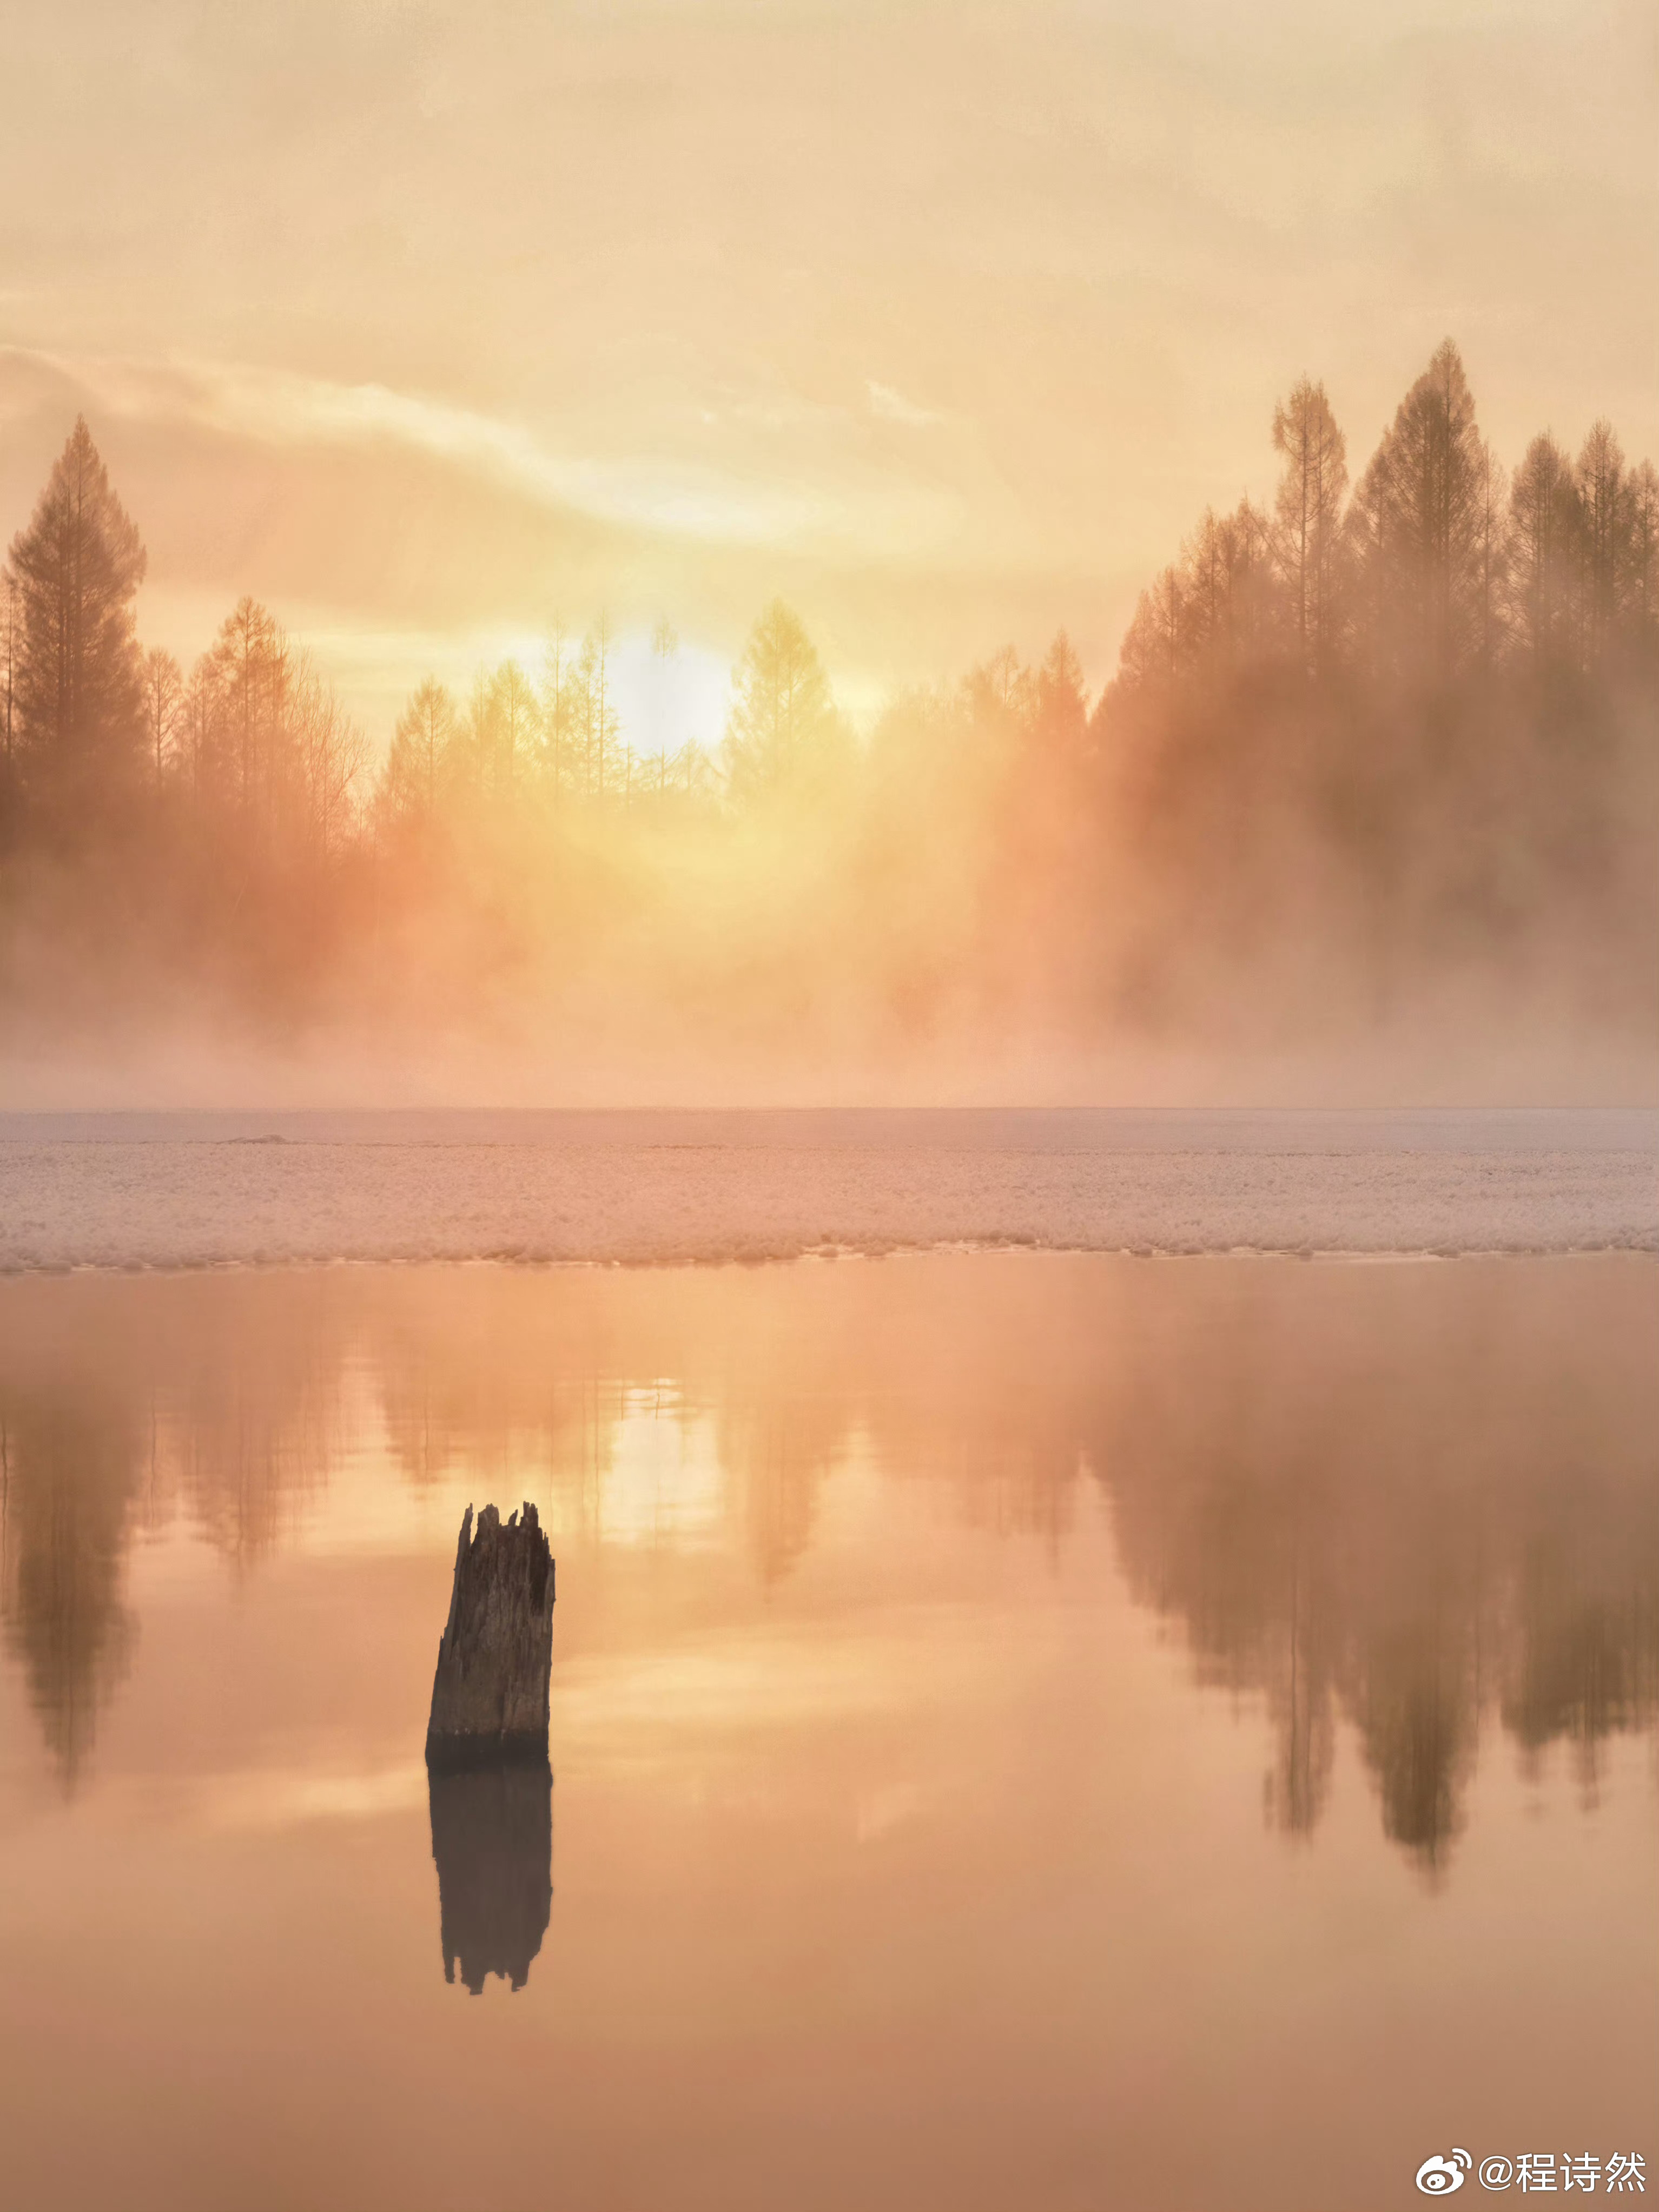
[{"left": 0, "top": 1254, "right": 1654, "bottom": 2212}]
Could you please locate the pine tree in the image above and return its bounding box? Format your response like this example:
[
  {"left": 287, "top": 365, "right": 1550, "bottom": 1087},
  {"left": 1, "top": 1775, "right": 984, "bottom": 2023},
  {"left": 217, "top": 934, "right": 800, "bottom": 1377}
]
[
  {"left": 539, "top": 625, "right": 574, "bottom": 806},
  {"left": 1182, "top": 501, "right": 1273, "bottom": 667},
  {"left": 378, "top": 677, "right": 455, "bottom": 833},
  {"left": 488, "top": 661, "right": 537, "bottom": 796},
  {"left": 722, "top": 601, "right": 849, "bottom": 804},
  {"left": 4, "top": 417, "right": 147, "bottom": 811},
  {"left": 1346, "top": 341, "right": 1490, "bottom": 677},
  {"left": 1033, "top": 631, "right": 1089, "bottom": 761},
  {"left": 1576, "top": 420, "right": 1628, "bottom": 658},
  {"left": 140, "top": 647, "right": 183, "bottom": 791},
  {"left": 203, "top": 596, "right": 288, "bottom": 816},
  {"left": 1508, "top": 434, "right": 1579, "bottom": 668},
  {"left": 1271, "top": 378, "right": 1348, "bottom": 673}
]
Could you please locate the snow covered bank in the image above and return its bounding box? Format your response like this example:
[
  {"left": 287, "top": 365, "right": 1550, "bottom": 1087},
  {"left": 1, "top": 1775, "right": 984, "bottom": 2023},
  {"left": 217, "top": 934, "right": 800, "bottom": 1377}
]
[{"left": 1, "top": 1109, "right": 1653, "bottom": 1269}]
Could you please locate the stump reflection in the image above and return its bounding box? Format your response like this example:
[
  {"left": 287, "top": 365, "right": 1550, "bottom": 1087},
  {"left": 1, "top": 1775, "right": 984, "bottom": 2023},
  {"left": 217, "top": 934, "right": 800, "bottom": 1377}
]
[{"left": 427, "top": 1755, "right": 553, "bottom": 1994}]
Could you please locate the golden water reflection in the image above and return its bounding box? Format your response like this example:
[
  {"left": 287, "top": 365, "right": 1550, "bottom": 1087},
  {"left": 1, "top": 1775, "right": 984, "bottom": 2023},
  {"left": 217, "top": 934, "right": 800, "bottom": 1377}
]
[
  {"left": 0, "top": 1256, "right": 1655, "bottom": 2212},
  {"left": 2, "top": 1257, "right": 1653, "bottom": 1869}
]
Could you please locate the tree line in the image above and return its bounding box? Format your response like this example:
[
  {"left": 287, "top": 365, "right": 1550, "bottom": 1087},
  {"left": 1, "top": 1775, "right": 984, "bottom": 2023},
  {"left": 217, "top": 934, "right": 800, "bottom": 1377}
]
[
  {"left": 0, "top": 418, "right": 844, "bottom": 850},
  {"left": 2, "top": 424, "right": 367, "bottom": 862},
  {"left": 1118, "top": 342, "right": 1657, "bottom": 686},
  {"left": 1082, "top": 344, "right": 1656, "bottom": 1023},
  {"left": 1, "top": 341, "right": 1654, "bottom": 1044}
]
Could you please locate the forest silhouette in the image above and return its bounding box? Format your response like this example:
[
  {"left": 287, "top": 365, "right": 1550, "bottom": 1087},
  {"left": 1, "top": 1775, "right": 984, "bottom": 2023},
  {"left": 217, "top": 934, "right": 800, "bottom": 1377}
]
[{"left": 1, "top": 341, "right": 1655, "bottom": 1062}]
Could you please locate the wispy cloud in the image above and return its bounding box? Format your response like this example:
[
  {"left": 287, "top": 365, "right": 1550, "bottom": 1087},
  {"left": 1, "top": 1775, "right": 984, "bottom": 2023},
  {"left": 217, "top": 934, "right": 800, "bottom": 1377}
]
[
  {"left": 867, "top": 379, "right": 940, "bottom": 430},
  {"left": 28, "top": 346, "right": 830, "bottom": 546},
  {"left": 0, "top": 344, "right": 963, "bottom": 562}
]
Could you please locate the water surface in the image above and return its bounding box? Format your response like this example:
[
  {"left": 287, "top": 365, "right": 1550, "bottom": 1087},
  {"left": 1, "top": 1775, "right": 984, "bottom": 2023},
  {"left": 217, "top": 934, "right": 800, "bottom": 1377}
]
[{"left": 0, "top": 1254, "right": 1654, "bottom": 2210}]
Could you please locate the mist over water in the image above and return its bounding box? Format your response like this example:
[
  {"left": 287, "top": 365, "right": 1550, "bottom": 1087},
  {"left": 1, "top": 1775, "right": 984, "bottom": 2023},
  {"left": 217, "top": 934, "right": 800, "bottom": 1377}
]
[{"left": 2, "top": 347, "right": 1655, "bottom": 1109}]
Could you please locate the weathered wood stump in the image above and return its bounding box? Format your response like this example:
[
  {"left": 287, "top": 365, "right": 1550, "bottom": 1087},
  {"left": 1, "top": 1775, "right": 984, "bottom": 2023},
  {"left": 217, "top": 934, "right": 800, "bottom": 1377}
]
[{"left": 425, "top": 1502, "right": 556, "bottom": 1767}]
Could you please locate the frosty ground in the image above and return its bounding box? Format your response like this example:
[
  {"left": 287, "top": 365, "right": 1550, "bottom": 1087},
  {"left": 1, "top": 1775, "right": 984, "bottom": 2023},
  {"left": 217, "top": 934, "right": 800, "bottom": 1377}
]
[{"left": 1, "top": 1108, "right": 1653, "bottom": 1269}]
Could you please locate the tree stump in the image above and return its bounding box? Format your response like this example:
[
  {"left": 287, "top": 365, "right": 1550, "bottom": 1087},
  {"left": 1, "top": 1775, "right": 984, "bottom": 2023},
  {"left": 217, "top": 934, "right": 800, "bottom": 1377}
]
[{"left": 425, "top": 1503, "right": 556, "bottom": 1766}]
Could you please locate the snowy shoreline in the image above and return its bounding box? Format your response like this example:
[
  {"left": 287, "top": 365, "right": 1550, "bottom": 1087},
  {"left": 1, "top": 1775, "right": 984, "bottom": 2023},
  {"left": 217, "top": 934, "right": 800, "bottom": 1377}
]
[{"left": 3, "top": 1108, "right": 1653, "bottom": 1271}]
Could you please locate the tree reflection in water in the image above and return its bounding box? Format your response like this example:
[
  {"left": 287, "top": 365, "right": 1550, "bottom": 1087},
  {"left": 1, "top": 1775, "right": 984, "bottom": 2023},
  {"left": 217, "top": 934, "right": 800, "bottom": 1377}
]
[
  {"left": 0, "top": 1258, "right": 1653, "bottom": 1874},
  {"left": 0, "top": 1392, "right": 138, "bottom": 1789}
]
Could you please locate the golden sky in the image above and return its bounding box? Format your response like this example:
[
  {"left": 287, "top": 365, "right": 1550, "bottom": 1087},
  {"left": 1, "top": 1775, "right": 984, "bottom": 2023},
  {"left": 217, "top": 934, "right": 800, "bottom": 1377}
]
[{"left": 2, "top": 0, "right": 1655, "bottom": 742}]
